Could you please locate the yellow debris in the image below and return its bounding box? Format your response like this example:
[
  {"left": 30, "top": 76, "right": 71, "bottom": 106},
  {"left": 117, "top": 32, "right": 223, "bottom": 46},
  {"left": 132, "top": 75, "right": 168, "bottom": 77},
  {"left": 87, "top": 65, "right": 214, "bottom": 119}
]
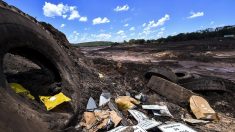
[
  {"left": 10, "top": 83, "right": 35, "bottom": 100},
  {"left": 39, "top": 92, "right": 71, "bottom": 111},
  {"left": 115, "top": 96, "right": 140, "bottom": 111}
]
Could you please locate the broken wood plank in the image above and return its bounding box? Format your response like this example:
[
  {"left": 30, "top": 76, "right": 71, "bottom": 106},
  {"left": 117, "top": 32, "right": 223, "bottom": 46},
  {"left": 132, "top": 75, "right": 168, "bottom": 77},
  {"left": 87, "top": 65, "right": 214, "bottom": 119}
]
[{"left": 147, "top": 76, "right": 195, "bottom": 105}]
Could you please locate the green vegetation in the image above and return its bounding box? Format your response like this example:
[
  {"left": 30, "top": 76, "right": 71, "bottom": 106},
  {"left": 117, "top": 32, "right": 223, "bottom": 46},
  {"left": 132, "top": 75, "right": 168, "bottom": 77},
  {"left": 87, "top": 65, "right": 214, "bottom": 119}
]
[
  {"left": 73, "top": 41, "right": 114, "bottom": 47},
  {"left": 72, "top": 25, "right": 235, "bottom": 47},
  {"left": 125, "top": 25, "right": 235, "bottom": 45},
  {"left": 161, "top": 25, "right": 235, "bottom": 42}
]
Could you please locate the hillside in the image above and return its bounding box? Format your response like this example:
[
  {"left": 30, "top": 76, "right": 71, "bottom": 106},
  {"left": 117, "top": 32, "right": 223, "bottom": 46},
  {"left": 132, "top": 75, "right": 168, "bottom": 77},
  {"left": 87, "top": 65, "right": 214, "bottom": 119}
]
[{"left": 73, "top": 41, "right": 114, "bottom": 47}]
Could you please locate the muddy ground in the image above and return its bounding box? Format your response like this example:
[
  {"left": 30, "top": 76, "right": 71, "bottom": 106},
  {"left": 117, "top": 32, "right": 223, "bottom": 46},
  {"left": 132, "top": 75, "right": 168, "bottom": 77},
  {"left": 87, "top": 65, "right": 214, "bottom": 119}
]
[
  {"left": 2, "top": 37, "right": 235, "bottom": 132},
  {"left": 79, "top": 39, "right": 235, "bottom": 131},
  {"left": 3, "top": 39, "right": 235, "bottom": 131}
]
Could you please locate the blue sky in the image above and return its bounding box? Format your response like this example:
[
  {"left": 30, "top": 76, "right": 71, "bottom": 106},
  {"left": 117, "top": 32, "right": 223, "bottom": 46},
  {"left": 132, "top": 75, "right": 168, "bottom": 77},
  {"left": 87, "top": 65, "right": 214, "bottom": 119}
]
[{"left": 4, "top": 0, "right": 235, "bottom": 43}]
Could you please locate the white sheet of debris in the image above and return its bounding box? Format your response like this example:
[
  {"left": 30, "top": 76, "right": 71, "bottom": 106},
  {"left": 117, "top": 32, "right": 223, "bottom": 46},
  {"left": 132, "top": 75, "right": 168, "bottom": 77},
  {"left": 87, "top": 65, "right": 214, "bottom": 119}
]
[
  {"left": 86, "top": 97, "right": 97, "bottom": 111},
  {"left": 137, "top": 119, "right": 161, "bottom": 130},
  {"left": 128, "top": 110, "right": 161, "bottom": 130},
  {"left": 99, "top": 91, "right": 111, "bottom": 106},
  {"left": 128, "top": 110, "right": 148, "bottom": 123},
  {"left": 108, "top": 126, "right": 128, "bottom": 132},
  {"left": 142, "top": 105, "right": 173, "bottom": 117},
  {"left": 158, "top": 123, "right": 197, "bottom": 132},
  {"left": 108, "top": 126, "right": 147, "bottom": 132}
]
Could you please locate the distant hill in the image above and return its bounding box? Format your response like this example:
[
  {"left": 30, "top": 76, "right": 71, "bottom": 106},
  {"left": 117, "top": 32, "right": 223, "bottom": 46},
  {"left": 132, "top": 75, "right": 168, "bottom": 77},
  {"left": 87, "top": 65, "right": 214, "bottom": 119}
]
[{"left": 72, "top": 41, "right": 114, "bottom": 47}]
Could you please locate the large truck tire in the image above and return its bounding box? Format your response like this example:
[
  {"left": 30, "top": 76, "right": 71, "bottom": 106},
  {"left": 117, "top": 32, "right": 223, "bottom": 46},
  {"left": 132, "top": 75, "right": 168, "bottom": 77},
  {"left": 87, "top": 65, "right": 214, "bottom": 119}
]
[
  {"left": 181, "top": 77, "right": 227, "bottom": 92},
  {"left": 145, "top": 67, "right": 178, "bottom": 83},
  {"left": 0, "top": 2, "right": 80, "bottom": 131}
]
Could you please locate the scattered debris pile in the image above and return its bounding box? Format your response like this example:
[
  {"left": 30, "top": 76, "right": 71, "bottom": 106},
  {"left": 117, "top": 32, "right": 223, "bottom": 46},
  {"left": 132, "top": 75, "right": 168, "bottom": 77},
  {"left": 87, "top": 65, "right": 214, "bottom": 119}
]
[
  {"left": 87, "top": 59, "right": 235, "bottom": 131},
  {"left": 73, "top": 66, "right": 231, "bottom": 132}
]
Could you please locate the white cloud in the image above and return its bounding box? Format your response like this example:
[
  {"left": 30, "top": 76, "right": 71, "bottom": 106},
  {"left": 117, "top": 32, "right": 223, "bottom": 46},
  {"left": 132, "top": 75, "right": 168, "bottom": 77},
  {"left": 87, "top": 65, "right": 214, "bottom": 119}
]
[
  {"left": 68, "top": 30, "right": 80, "bottom": 43},
  {"left": 160, "top": 27, "right": 165, "bottom": 31},
  {"left": 210, "top": 21, "right": 215, "bottom": 25},
  {"left": 122, "top": 35, "right": 127, "bottom": 39},
  {"left": 117, "top": 30, "right": 125, "bottom": 35},
  {"left": 95, "top": 33, "right": 112, "bottom": 39},
  {"left": 68, "top": 10, "right": 80, "bottom": 20},
  {"left": 171, "top": 32, "right": 177, "bottom": 36},
  {"left": 187, "top": 11, "right": 204, "bottom": 19},
  {"left": 157, "top": 31, "right": 164, "bottom": 37},
  {"left": 79, "top": 16, "right": 88, "bottom": 22},
  {"left": 43, "top": 2, "right": 88, "bottom": 22},
  {"left": 155, "top": 27, "right": 166, "bottom": 38},
  {"left": 143, "top": 14, "right": 170, "bottom": 35},
  {"left": 121, "top": 18, "right": 131, "bottom": 23},
  {"left": 60, "top": 24, "right": 65, "bottom": 28},
  {"left": 130, "top": 33, "right": 135, "bottom": 36},
  {"left": 129, "top": 27, "right": 135, "bottom": 31},
  {"left": 69, "top": 31, "right": 112, "bottom": 43},
  {"left": 93, "top": 17, "right": 110, "bottom": 25},
  {"left": 62, "top": 15, "right": 67, "bottom": 19},
  {"left": 91, "top": 33, "right": 113, "bottom": 41},
  {"left": 73, "top": 30, "right": 79, "bottom": 36},
  {"left": 114, "top": 5, "right": 129, "bottom": 12},
  {"left": 43, "top": 2, "right": 69, "bottom": 18},
  {"left": 116, "top": 30, "right": 127, "bottom": 41},
  {"left": 142, "top": 23, "right": 146, "bottom": 27},
  {"left": 124, "top": 24, "right": 129, "bottom": 27},
  {"left": 84, "top": 28, "right": 89, "bottom": 31},
  {"left": 150, "top": 14, "right": 170, "bottom": 28},
  {"left": 99, "top": 29, "right": 105, "bottom": 32}
]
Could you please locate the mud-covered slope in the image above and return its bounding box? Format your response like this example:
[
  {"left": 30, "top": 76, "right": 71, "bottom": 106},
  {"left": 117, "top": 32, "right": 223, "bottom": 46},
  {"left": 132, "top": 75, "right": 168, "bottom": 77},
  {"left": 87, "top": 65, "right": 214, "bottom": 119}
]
[{"left": 0, "top": 1, "right": 106, "bottom": 131}]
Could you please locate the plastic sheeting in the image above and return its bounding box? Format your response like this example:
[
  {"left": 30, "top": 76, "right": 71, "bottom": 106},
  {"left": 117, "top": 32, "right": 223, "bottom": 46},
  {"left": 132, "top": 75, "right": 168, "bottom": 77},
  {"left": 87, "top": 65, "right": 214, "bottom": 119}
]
[{"left": 39, "top": 92, "right": 71, "bottom": 111}]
